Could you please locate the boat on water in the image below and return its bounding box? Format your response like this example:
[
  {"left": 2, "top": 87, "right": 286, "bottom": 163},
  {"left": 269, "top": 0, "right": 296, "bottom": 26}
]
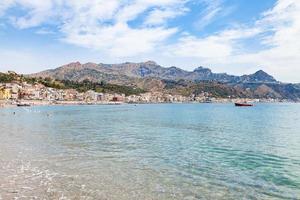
[
  {"left": 235, "top": 102, "right": 253, "bottom": 107},
  {"left": 17, "top": 103, "right": 31, "bottom": 107}
]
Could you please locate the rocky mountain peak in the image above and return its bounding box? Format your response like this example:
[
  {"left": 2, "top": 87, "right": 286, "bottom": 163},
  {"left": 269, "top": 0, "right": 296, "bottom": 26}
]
[
  {"left": 193, "top": 66, "right": 212, "bottom": 74},
  {"left": 66, "top": 61, "right": 81, "bottom": 66},
  {"left": 144, "top": 60, "right": 157, "bottom": 65},
  {"left": 58, "top": 61, "right": 82, "bottom": 70},
  {"left": 251, "top": 70, "right": 277, "bottom": 82},
  {"left": 254, "top": 70, "right": 269, "bottom": 76}
]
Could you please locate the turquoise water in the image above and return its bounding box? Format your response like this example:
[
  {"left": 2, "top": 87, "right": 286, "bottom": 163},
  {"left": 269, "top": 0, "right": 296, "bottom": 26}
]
[{"left": 0, "top": 103, "right": 300, "bottom": 199}]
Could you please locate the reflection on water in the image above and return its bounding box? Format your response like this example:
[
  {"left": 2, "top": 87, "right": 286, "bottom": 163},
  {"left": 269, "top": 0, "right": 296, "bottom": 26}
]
[{"left": 1, "top": 103, "right": 300, "bottom": 199}]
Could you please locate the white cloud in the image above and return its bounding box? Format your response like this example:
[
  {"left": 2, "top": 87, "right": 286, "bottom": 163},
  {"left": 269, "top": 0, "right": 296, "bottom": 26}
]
[
  {"left": 168, "top": 35, "right": 232, "bottom": 58},
  {"left": 193, "top": 0, "right": 235, "bottom": 30},
  {"left": 167, "top": 0, "right": 300, "bottom": 82},
  {"left": 9, "top": 0, "right": 54, "bottom": 29},
  {"left": 232, "top": 0, "right": 300, "bottom": 82},
  {"left": 0, "top": 0, "right": 189, "bottom": 57},
  {"left": 0, "top": 0, "right": 14, "bottom": 16},
  {"left": 0, "top": 0, "right": 300, "bottom": 82},
  {"left": 63, "top": 22, "right": 177, "bottom": 57},
  {"left": 143, "top": 2, "right": 188, "bottom": 26},
  {"left": 194, "top": 0, "right": 222, "bottom": 29},
  {"left": 167, "top": 26, "right": 261, "bottom": 59}
]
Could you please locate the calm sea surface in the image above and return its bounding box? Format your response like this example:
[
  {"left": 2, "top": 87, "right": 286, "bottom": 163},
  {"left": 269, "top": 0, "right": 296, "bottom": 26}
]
[{"left": 0, "top": 103, "right": 300, "bottom": 199}]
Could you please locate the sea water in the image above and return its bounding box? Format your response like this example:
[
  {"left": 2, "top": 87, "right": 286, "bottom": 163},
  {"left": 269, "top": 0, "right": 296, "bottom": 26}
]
[{"left": 0, "top": 103, "right": 300, "bottom": 199}]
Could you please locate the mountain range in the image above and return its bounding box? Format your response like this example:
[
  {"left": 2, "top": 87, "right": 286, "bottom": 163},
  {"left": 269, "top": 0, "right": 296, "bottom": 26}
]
[
  {"left": 30, "top": 61, "right": 300, "bottom": 101},
  {"left": 31, "top": 61, "right": 278, "bottom": 84}
]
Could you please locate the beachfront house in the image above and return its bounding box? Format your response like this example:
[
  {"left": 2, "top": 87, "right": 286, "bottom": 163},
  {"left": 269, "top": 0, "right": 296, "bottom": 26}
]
[
  {"left": 84, "top": 90, "right": 104, "bottom": 102},
  {"left": 111, "top": 94, "right": 125, "bottom": 102},
  {"left": 63, "top": 89, "right": 78, "bottom": 101}
]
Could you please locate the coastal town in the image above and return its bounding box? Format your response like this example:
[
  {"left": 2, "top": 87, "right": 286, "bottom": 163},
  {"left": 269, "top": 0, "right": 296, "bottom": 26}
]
[
  {"left": 0, "top": 72, "right": 283, "bottom": 108},
  {"left": 0, "top": 79, "right": 125, "bottom": 106},
  {"left": 0, "top": 80, "right": 216, "bottom": 106}
]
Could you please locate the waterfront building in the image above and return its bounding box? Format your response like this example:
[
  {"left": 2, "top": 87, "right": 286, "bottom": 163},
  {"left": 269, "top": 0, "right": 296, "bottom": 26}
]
[{"left": 0, "top": 87, "right": 11, "bottom": 100}]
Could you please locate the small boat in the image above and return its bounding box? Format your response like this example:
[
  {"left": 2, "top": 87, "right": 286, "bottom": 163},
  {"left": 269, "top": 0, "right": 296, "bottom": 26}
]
[
  {"left": 17, "top": 103, "right": 31, "bottom": 107},
  {"left": 235, "top": 103, "right": 253, "bottom": 107}
]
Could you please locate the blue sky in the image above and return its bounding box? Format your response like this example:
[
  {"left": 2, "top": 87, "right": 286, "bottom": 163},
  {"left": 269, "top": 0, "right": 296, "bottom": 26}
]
[{"left": 0, "top": 0, "right": 300, "bottom": 82}]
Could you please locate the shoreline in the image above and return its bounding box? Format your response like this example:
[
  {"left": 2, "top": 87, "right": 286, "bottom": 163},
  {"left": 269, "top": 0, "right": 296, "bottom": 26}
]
[
  {"left": 1, "top": 99, "right": 299, "bottom": 108},
  {"left": 0, "top": 100, "right": 125, "bottom": 108}
]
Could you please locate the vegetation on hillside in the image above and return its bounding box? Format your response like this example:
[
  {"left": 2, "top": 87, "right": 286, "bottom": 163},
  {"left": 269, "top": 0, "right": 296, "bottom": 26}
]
[
  {"left": 0, "top": 72, "right": 21, "bottom": 82},
  {"left": 163, "top": 79, "right": 244, "bottom": 98},
  {"left": 0, "top": 72, "right": 146, "bottom": 96}
]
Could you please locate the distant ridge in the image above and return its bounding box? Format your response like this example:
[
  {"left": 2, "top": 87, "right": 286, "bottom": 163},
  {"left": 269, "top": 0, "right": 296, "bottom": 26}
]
[{"left": 30, "top": 61, "right": 278, "bottom": 84}]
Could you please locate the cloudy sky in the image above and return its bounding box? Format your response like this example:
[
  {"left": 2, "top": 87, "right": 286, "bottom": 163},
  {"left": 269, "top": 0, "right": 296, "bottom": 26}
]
[{"left": 0, "top": 0, "right": 299, "bottom": 82}]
